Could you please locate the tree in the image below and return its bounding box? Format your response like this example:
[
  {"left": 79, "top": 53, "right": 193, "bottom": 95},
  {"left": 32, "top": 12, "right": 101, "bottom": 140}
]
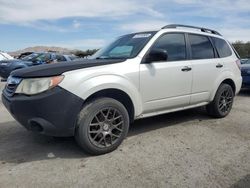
[
  {"left": 232, "top": 41, "right": 250, "bottom": 58},
  {"left": 73, "top": 49, "right": 98, "bottom": 58}
]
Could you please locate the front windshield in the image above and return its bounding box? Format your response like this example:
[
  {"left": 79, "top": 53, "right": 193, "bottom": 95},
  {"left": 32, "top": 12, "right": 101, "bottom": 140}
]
[
  {"left": 21, "top": 53, "right": 50, "bottom": 62},
  {"left": 90, "top": 32, "right": 156, "bottom": 59},
  {"left": 21, "top": 53, "right": 40, "bottom": 61}
]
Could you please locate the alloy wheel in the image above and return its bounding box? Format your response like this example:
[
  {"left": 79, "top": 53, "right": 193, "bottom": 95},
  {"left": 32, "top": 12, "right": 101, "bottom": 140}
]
[{"left": 88, "top": 107, "right": 124, "bottom": 148}]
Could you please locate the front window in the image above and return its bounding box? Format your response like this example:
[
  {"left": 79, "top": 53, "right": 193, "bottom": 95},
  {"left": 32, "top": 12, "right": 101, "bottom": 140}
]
[
  {"left": 21, "top": 53, "right": 50, "bottom": 62},
  {"left": 151, "top": 33, "right": 187, "bottom": 61},
  {"left": 90, "top": 32, "right": 156, "bottom": 59},
  {"left": 21, "top": 53, "right": 39, "bottom": 61}
]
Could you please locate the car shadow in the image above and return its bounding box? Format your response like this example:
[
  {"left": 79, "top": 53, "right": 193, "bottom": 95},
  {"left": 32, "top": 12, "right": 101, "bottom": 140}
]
[
  {"left": 0, "top": 107, "right": 210, "bottom": 164},
  {"left": 128, "top": 107, "right": 209, "bottom": 137}
]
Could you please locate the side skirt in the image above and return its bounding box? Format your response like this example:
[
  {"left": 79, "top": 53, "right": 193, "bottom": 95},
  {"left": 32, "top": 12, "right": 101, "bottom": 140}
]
[{"left": 136, "top": 102, "right": 209, "bottom": 119}]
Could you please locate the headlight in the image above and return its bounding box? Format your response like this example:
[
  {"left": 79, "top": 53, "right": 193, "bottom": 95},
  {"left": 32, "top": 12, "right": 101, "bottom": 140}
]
[{"left": 15, "top": 75, "right": 64, "bottom": 95}]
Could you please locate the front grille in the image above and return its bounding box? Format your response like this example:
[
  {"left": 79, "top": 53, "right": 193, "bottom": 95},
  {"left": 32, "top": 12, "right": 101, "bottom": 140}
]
[{"left": 3, "top": 77, "right": 22, "bottom": 97}]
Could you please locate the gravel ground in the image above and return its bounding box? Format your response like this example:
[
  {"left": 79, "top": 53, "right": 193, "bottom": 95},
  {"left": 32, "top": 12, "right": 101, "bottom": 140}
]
[{"left": 0, "top": 82, "right": 249, "bottom": 188}]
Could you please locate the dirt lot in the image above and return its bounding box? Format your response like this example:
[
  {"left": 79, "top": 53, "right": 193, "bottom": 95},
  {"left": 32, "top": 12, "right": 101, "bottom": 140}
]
[{"left": 0, "top": 82, "right": 249, "bottom": 188}]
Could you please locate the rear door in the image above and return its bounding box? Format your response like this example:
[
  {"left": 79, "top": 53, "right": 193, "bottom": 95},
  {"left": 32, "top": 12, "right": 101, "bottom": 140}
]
[{"left": 188, "top": 34, "right": 224, "bottom": 104}]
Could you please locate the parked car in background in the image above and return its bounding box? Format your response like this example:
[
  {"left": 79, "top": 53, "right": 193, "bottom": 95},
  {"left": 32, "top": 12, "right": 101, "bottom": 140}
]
[
  {"left": 0, "top": 52, "right": 13, "bottom": 61},
  {"left": 63, "top": 54, "right": 78, "bottom": 61},
  {"left": 0, "top": 52, "right": 73, "bottom": 81},
  {"left": 240, "top": 59, "right": 250, "bottom": 88},
  {"left": 240, "top": 58, "right": 250, "bottom": 65}
]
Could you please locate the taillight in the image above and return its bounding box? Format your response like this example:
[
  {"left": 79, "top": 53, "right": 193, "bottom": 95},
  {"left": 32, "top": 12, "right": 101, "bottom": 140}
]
[{"left": 236, "top": 59, "right": 241, "bottom": 70}]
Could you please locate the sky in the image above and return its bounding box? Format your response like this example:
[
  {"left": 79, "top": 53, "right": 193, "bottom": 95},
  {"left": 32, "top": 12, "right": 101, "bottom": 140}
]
[{"left": 0, "top": 0, "right": 250, "bottom": 52}]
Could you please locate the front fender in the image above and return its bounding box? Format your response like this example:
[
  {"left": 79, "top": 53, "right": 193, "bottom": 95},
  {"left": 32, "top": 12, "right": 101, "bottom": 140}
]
[{"left": 60, "top": 74, "right": 142, "bottom": 117}]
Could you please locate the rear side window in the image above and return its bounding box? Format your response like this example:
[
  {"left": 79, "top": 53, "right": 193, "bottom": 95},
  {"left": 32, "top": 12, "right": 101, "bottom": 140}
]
[
  {"left": 56, "top": 55, "right": 67, "bottom": 62},
  {"left": 212, "top": 37, "right": 232, "bottom": 58},
  {"left": 189, "top": 34, "right": 215, "bottom": 60},
  {"left": 151, "top": 33, "right": 186, "bottom": 61}
]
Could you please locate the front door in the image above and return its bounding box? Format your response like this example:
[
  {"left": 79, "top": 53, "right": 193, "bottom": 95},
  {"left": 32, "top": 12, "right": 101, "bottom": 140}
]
[{"left": 140, "top": 33, "right": 193, "bottom": 113}]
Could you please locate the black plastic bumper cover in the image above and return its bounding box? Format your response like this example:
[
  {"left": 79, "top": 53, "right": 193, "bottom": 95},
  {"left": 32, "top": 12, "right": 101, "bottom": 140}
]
[{"left": 2, "top": 86, "right": 84, "bottom": 137}]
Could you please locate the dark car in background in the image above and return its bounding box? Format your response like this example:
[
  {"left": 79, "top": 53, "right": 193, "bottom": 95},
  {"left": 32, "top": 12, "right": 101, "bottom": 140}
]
[
  {"left": 0, "top": 52, "right": 75, "bottom": 81},
  {"left": 240, "top": 59, "right": 250, "bottom": 88}
]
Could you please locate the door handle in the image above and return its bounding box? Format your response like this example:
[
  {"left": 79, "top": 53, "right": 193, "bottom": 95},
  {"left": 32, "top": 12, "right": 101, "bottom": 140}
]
[
  {"left": 181, "top": 66, "right": 192, "bottom": 72},
  {"left": 216, "top": 63, "right": 223, "bottom": 68}
]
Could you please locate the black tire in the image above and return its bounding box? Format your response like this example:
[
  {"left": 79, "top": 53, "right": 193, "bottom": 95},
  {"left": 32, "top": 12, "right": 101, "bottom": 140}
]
[
  {"left": 206, "top": 83, "right": 234, "bottom": 118},
  {"left": 75, "top": 97, "right": 129, "bottom": 155}
]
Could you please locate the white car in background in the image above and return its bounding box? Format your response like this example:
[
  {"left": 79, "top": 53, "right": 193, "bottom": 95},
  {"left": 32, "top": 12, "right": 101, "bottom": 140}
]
[{"left": 0, "top": 52, "right": 13, "bottom": 61}]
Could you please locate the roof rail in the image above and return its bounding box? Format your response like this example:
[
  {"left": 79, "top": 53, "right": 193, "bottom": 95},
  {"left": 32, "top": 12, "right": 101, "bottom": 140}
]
[{"left": 162, "top": 24, "right": 222, "bottom": 36}]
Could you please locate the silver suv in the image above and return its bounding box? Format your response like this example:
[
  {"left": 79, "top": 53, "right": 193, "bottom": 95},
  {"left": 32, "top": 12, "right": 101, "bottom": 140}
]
[{"left": 2, "top": 25, "right": 242, "bottom": 155}]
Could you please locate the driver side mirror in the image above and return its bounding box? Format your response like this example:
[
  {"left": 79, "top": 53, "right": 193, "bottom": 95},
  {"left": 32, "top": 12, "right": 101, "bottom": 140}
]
[{"left": 144, "top": 49, "right": 168, "bottom": 63}]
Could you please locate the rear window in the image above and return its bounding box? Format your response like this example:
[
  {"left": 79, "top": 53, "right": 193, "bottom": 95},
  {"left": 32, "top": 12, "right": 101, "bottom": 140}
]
[
  {"left": 212, "top": 37, "right": 232, "bottom": 58},
  {"left": 189, "top": 34, "right": 215, "bottom": 60}
]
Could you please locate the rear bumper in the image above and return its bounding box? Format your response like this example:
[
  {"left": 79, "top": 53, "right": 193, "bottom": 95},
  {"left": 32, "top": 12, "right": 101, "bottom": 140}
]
[{"left": 2, "top": 86, "right": 84, "bottom": 137}]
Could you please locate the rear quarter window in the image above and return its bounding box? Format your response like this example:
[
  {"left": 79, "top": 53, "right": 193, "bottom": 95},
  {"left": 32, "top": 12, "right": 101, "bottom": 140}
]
[{"left": 212, "top": 37, "right": 232, "bottom": 58}]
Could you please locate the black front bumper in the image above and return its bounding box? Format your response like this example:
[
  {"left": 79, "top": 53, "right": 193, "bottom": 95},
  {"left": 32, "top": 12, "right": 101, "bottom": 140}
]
[{"left": 2, "top": 87, "right": 84, "bottom": 137}]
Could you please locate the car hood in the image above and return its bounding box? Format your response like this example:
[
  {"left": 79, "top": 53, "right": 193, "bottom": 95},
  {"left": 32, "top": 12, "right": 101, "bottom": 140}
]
[
  {"left": 0, "top": 59, "right": 33, "bottom": 66},
  {"left": 11, "top": 58, "right": 126, "bottom": 78}
]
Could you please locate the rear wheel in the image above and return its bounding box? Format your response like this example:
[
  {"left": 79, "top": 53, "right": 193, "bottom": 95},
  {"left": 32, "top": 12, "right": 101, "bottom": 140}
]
[
  {"left": 75, "top": 97, "right": 129, "bottom": 155},
  {"left": 206, "top": 83, "right": 234, "bottom": 118}
]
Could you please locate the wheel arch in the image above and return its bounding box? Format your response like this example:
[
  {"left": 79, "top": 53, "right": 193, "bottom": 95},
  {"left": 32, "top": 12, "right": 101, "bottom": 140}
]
[
  {"left": 221, "top": 79, "right": 236, "bottom": 94},
  {"left": 210, "top": 77, "right": 236, "bottom": 101},
  {"left": 83, "top": 88, "right": 135, "bottom": 122}
]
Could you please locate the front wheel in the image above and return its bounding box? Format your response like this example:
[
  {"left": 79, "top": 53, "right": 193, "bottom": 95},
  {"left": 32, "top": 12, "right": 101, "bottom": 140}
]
[
  {"left": 206, "top": 83, "right": 234, "bottom": 118},
  {"left": 75, "top": 97, "right": 129, "bottom": 155}
]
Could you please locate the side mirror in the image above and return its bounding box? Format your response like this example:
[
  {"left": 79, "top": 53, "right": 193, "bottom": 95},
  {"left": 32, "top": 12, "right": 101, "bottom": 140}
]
[{"left": 144, "top": 49, "right": 168, "bottom": 63}]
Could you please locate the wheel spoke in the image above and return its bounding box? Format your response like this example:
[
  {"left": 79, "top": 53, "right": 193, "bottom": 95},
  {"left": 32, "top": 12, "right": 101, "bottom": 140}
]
[
  {"left": 113, "top": 115, "right": 122, "bottom": 121},
  {"left": 103, "top": 135, "right": 107, "bottom": 147},
  {"left": 100, "top": 110, "right": 106, "bottom": 120},
  {"left": 90, "top": 122, "right": 100, "bottom": 127},
  {"left": 94, "top": 115, "right": 101, "bottom": 123},
  {"left": 97, "top": 136, "right": 105, "bottom": 144},
  {"left": 106, "top": 108, "right": 111, "bottom": 119},
  {"left": 111, "top": 133, "right": 120, "bottom": 138},
  {"left": 219, "top": 103, "right": 224, "bottom": 109},
  {"left": 112, "top": 109, "right": 117, "bottom": 119},
  {"left": 93, "top": 132, "right": 102, "bottom": 140}
]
